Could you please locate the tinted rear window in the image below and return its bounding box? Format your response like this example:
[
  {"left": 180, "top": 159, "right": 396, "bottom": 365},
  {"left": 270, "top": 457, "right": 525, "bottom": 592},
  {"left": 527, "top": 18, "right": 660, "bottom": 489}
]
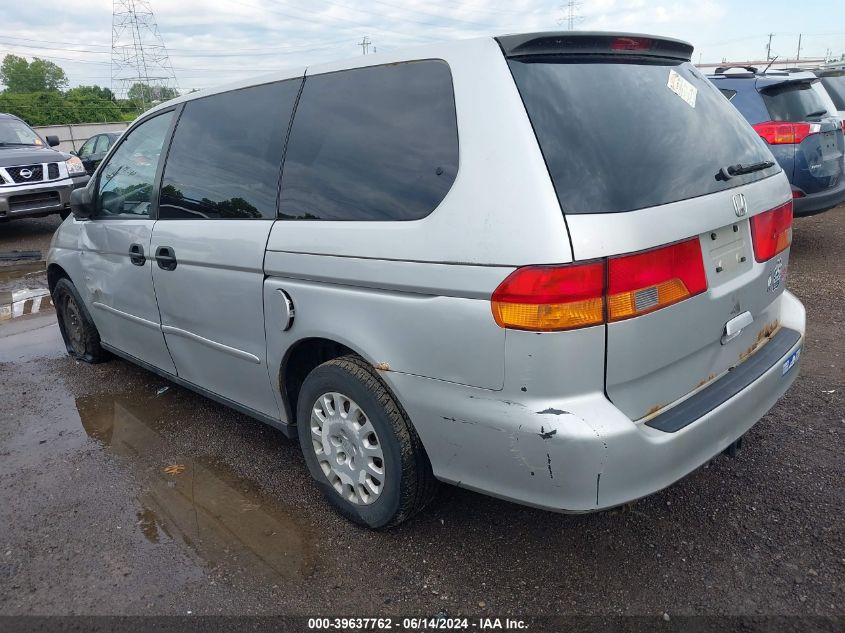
[
  {"left": 508, "top": 59, "right": 778, "bottom": 214},
  {"left": 820, "top": 76, "right": 845, "bottom": 110},
  {"left": 279, "top": 60, "right": 458, "bottom": 221},
  {"left": 761, "top": 82, "right": 828, "bottom": 121}
]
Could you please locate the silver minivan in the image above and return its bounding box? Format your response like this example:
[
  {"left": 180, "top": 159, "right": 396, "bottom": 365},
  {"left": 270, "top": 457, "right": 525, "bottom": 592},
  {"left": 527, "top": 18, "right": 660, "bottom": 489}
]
[{"left": 47, "top": 32, "right": 806, "bottom": 528}]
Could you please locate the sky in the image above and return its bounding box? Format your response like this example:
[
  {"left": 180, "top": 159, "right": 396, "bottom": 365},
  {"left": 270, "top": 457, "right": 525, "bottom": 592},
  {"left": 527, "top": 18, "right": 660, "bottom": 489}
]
[{"left": 1, "top": 0, "right": 844, "bottom": 94}]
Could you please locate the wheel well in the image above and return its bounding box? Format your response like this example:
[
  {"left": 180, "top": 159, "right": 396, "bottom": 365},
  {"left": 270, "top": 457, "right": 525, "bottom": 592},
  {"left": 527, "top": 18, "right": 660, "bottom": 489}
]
[
  {"left": 282, "top": 338, "right": 356, "bottom": 424},
  {"left": 47, "top": 264, "right": 69, "bottom": 295}
]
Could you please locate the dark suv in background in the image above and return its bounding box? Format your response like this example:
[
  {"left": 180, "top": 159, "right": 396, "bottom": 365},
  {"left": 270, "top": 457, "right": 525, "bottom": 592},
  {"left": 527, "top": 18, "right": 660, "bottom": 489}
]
[
  {"left": 709, "top": 67, "right": 845, "bottom": 216},
  {"left": 0, "top": 112, "right": 89, "bottom": 222}
]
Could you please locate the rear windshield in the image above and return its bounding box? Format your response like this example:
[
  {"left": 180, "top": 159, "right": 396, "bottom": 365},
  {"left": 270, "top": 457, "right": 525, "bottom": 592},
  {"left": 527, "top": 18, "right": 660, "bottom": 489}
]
[
  {"left": 761, "top": 81, "right": 828, "bottom": 121},
  {"left": 508, "top": 59, "right": 779, "bottom": 214},
  {"left": 820, "top": 76, "right": 845, "bottom": 110}
]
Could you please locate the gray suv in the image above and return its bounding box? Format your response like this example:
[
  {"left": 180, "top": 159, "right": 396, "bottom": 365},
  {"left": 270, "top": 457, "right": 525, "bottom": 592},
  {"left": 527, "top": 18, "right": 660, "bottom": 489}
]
[
  {"left": 47, "top": 32, "right": 806, "bottom": 528},
  {"left": 0, "top": 113, "right": 89, "bottom": 221}
]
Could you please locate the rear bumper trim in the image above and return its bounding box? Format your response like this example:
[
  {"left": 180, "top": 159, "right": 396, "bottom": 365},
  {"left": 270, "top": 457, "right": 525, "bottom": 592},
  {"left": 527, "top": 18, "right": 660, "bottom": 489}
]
[
  {"left": 646, "top": 327, "right": 802, "bottom": 433},
  {"left": 792, "top": 179, "right": 845, "bottom": 216}
]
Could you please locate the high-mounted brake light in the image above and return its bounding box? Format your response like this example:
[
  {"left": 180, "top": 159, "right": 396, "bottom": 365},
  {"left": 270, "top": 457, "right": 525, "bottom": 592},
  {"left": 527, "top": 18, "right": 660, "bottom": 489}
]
[
  {"left": 753, "top": 121, "right": 821, "bottom": 145},
  {"left": 491, "top": 238, "right": 709, "bottom": 331},
  {"left": 607, "top": 238, "right": 707, "bottom": 322},
  {"left": 491, "top": 262, "right": 605, "bottom": 331},
  {"left": 750, "top": 201, "right": 793, "bottom": 262},
  {"left": 611, "top": 37, "right": 652, "bottom": 51}
]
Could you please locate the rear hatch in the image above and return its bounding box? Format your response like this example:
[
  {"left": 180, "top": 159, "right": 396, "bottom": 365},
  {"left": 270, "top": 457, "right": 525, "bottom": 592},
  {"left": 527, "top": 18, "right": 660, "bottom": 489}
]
[
  {"left": 757, "top": 78, "right": 844, "bottom": 194},
  {"left": 500, "top": 32, "right": 793, "bottom": 421}
]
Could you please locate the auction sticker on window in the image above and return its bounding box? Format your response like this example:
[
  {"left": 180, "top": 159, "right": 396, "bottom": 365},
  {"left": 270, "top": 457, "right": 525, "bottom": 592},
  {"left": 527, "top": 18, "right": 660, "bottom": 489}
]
[{"left": 667, "top": 69, "right": 697, "bottom": 107}]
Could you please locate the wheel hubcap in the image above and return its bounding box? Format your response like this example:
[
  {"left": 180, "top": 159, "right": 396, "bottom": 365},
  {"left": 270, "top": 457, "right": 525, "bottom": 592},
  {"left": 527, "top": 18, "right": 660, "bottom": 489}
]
[
  {"left": 310, "top": 392, "right": 384, "bottom": 505},
  {"left": 63, "top": 296, "right": 85, "bottom": 355}
]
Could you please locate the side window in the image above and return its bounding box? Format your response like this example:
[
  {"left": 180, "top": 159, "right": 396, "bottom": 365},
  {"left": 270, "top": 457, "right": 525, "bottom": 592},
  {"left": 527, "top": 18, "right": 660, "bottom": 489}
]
[
  {"left": 158, "top": 80, "right": 300, "bottom": 220},
  {"left": 719, "top": 89, "right": 737, "bottom": 101},
  {"left": 78, "top": 137, "right": 96, "bottom": 158},
  {"left": 97, "top": 111, "right": 174, "bottom": 218},
  {"left": 279, "top": 60, "right": 459, "bottom": 221},
  {"left": 94, "top": 135, "right": 111, "bottom": 154}
]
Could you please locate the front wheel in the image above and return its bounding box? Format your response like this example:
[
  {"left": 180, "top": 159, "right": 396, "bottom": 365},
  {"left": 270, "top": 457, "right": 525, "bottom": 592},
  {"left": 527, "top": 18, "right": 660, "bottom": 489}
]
[
  {"left": 52, "top": 278, "right": 109, "bottom": 363},
  {"left": 296, "top": 356, "right": 437, "bottom": 528}
]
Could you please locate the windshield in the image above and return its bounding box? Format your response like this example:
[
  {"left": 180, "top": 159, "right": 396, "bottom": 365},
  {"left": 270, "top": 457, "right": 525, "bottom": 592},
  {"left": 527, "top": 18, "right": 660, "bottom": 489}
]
[
  {"left": 507, "top": 58, "right": 780, "bottom": 214},
  {"left": 0, "top": 117, "right": 43, "bottom": 146}
]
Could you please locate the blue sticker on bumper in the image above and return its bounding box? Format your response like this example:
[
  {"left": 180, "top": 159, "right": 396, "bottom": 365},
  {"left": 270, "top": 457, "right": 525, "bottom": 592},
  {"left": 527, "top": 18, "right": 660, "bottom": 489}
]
[{"left": 782, "top": 347, "right": 801, "bottom": 376}]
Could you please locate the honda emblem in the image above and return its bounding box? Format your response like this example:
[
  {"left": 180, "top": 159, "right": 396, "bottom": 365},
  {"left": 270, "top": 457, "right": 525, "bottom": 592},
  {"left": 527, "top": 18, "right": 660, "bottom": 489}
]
[{"left": 732, "top": 193, "right": 747, "bottom": 217}]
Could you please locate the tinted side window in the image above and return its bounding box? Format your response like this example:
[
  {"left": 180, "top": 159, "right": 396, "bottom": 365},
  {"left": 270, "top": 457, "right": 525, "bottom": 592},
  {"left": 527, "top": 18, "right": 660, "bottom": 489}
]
[
  {"left": 159, "top": 80, "right": 301, "bottom": 220},
  {"left": 97, "top": 111, "right": 174, "bottom": 218},
  {"left": 279, "top": 60, "right": 458, "bottom": 221},
  {"left": 94, "top": 135, "right": 111, "bottom": 154},
  {"left": 719, "top": 88, "right": 737, "bottom": 101},
  {"left": 761, "top": 82, "right": 827, "bottom": 121},
  {"left": 78, "top": 137, "right": 96, "bottom": 158}
]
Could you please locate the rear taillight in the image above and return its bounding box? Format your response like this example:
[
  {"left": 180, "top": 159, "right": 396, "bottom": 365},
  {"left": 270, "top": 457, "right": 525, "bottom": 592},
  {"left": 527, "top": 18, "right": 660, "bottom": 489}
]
[
  {"left": 750, "top": 201, "right": 793, "bottom": 262},
  {"left": 491, "top": 262, "right": 605, "bottom": 331},
  {"left": 791, "top": 190, "right": 805, "bottom": 199},
  {"left": 607, "top": 238, "right": 708, "bottom": 322},
  {"left": 753, "top": 121, "right": 821, "bottom": 145},
  {"left": 491, "top": 239, "right": 708, "bottom": 331}
]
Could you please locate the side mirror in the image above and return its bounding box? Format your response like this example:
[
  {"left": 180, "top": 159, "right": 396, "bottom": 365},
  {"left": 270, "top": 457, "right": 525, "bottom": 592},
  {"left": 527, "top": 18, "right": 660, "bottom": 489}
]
[
  {"left": 70, "top": 186, "right": 96, "bottom": 220},
  {"left": 45, "top": 135, "right": 60, "bottom": 147}
]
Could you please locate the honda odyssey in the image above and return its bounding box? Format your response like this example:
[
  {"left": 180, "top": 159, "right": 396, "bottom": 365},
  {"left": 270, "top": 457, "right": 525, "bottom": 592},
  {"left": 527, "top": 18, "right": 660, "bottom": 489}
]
[{"left": 47, "top": 32, "right": 806, "bottom": 528}]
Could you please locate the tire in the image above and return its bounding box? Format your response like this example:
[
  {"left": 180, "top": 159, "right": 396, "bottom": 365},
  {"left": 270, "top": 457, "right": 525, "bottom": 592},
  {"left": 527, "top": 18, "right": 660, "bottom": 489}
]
[
  {"left": 296, "top": 355, "right": 437, "bottom": 528},
  {"left": 52, "top": 277, "right": 109, "bottom": 363}
]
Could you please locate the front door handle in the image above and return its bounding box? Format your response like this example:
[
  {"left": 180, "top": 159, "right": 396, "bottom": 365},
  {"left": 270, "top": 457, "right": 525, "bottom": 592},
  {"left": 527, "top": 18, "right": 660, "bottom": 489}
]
[
  {"left": 155, "top": 246, "right": 177, "bottom": 271},
  {"left": 128, "top": 243, "right": 146, "bottom": 266}
]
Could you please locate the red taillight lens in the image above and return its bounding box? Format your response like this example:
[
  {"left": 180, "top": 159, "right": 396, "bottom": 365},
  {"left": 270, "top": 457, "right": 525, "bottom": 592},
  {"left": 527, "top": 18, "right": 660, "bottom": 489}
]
[
  {"left": 791, "top": 189, "right": 805, "bottom": 199},
  {"left": 491, "top": 239, "right": 709, "bottom": 330},
  {"left": 491, "top": 262, "right": 605, "bottom": 331},
  {"left": 753, "top": 121, "right": 820, "bottom": 145},
  {"left": 607, "top": 238, "right": 708, "bottom": 322},
  {"left": 611, "top": 37, "right": 652, "bottom": 51},
  {"left": 750, "top": 201, "right": 793, "bottom": 262}
]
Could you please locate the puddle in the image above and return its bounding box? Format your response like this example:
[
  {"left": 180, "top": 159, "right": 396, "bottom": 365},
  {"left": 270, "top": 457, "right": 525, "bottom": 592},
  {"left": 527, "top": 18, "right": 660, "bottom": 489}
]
[
  {"left": 74, "top": 392, "right": 314, "bottom": 580},
  {"left": 0, "top": 262, "right": 52, "bottom": 321}
]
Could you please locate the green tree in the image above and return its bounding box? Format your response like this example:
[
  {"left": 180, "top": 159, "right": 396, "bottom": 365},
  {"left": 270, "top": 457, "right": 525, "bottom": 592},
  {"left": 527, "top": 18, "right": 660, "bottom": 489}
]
[
  {"left": 127, "top": 82, "right": 179, "bottom": 107},
  {"left": 65, "top": 85, "right": 116, "bottom": 102},
  {"left": 0, "top": 54, "right": 68, "bottom": 93}
]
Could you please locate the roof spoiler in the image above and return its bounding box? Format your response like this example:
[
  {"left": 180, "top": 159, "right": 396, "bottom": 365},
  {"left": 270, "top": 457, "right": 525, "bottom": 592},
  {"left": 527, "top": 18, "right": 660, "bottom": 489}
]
[{"left": 496, "top": 32, "right": 693, "bottom": 62}]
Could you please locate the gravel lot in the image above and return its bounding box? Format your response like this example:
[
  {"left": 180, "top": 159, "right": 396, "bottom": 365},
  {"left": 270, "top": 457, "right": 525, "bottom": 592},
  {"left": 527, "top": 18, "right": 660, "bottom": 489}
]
[{"left": 0, "top": 208, "right": 843, "bottom": 624}]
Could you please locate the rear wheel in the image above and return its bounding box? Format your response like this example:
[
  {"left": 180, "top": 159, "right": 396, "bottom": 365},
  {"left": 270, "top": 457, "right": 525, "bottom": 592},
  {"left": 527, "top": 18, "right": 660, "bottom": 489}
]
[
  {"left": 53, "top": 278, "right": 109, "bottom": 363},
  {"left": 296, "top": 355, "right": 437, "bottom": 528}
]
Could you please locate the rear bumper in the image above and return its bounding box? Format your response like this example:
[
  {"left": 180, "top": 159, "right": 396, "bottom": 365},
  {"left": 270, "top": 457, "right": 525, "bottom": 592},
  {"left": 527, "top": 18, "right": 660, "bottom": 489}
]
[
  {"left": 792, "top": 178, "right": 845, "bottom": 216},
  {"left": 383, "top": 291, "right": 806, "bottom": 513},
  {"left": 0, "top": 175, "right": 88, "bottom": 220}
]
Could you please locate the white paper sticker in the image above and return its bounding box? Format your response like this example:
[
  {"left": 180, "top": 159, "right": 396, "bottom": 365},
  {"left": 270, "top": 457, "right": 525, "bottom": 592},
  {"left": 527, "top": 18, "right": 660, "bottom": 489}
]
[{"left": 667, "top": 69, "right": 697, "bottom": 108}]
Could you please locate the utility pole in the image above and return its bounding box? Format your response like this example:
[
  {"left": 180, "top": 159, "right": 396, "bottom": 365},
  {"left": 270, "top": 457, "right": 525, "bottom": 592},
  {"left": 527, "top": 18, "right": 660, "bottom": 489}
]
[
  {"left": 796, "top": 33, "right": 802, "bottom": 63},
  {"left": 358, "top": 36, "right": 372, "bottom": 55},
  {"left": 765, "top": 32, "right": 774, "bottom": 61}
]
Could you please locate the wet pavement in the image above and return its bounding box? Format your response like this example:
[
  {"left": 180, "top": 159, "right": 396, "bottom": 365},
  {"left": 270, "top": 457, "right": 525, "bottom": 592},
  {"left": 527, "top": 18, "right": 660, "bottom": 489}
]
[{"left": 0, "top": 208, "right": 843, "bottom": 619}]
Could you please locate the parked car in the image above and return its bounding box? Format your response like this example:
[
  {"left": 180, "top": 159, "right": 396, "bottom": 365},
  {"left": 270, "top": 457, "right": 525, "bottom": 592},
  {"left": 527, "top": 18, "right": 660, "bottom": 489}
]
[
  {"left": 814, "top": 69, "right": 845, "bottom": 121},
  {"left": 71, "top": 132, "right": 121, "bottom": 176},
  {"left": 48, "top": 32, "right": 805, "bottom": 528},
  {"left": 709, "top": 67, "right": 845, "bottom": 216},
  {"left": 0, "top": 113, "right": 89, "bottom": 221}
]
